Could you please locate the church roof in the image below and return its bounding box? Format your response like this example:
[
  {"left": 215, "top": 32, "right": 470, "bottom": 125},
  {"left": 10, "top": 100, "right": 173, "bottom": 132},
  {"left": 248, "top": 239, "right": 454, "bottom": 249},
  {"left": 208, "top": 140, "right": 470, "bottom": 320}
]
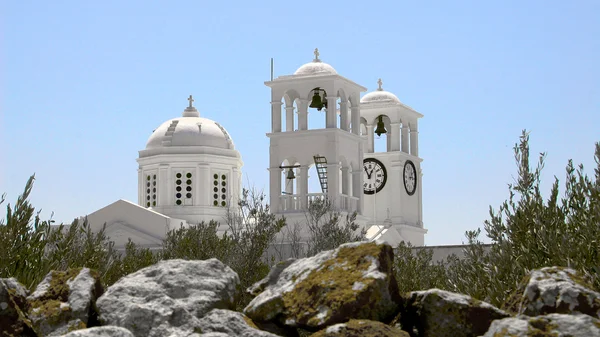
[
  {"left": 293, "top": 48, "right": 337, "bottom": 76},
  {"left": 360, "top": 78, "right": 402, "bottom": 104},
  {"left": 145, "top": 95, "right": 235, "bottom": 150}
]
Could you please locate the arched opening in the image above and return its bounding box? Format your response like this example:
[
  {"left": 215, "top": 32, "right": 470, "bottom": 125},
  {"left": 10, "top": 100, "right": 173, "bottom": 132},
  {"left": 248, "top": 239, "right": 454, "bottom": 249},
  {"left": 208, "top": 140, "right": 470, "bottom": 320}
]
[
  {"left": 307, "top": 87, "right": 327, "bottom": 130},
  {"left": 373, "top": 115, "right": 391, "bottom": 153}
]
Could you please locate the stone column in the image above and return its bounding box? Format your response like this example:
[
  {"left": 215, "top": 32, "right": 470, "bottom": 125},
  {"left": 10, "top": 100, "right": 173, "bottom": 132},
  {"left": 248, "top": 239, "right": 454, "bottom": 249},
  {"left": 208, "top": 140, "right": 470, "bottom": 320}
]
[
  {"left": 269, "top": 167, "right": 282, "bottom": 212},
  {"left": 410, "top": 124, "right": 419, "bottom": 156},
  {"left": 391, "top": 123, "right": 401, "bottom": 152},
  {"left": 298, "top": 165, "right": 309, "bottom": 209},
  {"left": 285, "top": 106, "right": 295, "bottom": 132},
  {"left": 366, "top": 125, "right": 374, "bottom": 153},
  {"left": 352, "top": 168, "right": 362, "bottom": 213},
  {"left": 339, "top": 101, "right": 349, "bottom": 131},
  {"left": 159, "top": 164, "right": 169, "bottom": 207},
  {"left": 137, "top": 169, "right": 143, "bottom": 206},
  {"left": 326, "top": 163, "right": 340, "bottom": 208},
  {"left": 297, "top": 99, "right": 309, "bottom": 130},
  {"left": 341, "top": 167, "right": 350, "bottom": 195},
  {"left": 326, "top": 97, "right": 338, "bottom": 128},
  {"left": 351, "top": 106, "right": 360, "bottom": 135},
  {"left": 401, "top": 124, "right": 409, "bottom": 153},
  {"left": 271, "top": 101, "right": 282, "bottom": 133},
  {"left": 197, "top": 163, "right": 210, "bottom": 206}
]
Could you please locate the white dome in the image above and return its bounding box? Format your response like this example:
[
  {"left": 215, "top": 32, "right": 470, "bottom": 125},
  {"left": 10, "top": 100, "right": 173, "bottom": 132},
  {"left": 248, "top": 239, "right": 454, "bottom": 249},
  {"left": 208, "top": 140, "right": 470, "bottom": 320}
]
[
  {"left": 294, "top": 61, "right": 337, "bottom": 76},
  {"left": 294, "top": 48, "right": 337, "bottom": 76},
  {"left": 146, "top": 107, "right": 234, "bottom": 150},
  {"left": 361, "top": 90, "right": 401, "bottom": 104},
  {"left": 360, "top": 79, "right": 402, "bottom": 104}
]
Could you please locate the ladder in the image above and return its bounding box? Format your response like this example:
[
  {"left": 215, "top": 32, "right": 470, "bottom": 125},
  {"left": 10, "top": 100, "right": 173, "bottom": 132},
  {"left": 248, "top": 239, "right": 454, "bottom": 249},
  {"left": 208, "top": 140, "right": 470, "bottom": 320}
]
[{"left": 313, "top": 155, "right": 328, "bottom": 194}]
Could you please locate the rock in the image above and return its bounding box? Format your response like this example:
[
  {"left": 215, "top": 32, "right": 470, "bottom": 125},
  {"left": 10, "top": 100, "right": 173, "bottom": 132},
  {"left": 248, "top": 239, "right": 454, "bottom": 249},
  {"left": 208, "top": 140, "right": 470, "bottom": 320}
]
[
  {"left": 482, "top": 313, "right": 600, "bottom": 337},
  {"left": 503, "top": 266, "right": 600, "bottom": 319},
  {"left": 96, "top": 258, "right": 239, "bottom": 337},
  {"left": 311, "top": 319, "right": 410, "bottom": 337},
  {"left": 244, "top": 241, "right": 401, "bottom": 331},
  {"left": 60, "top": 326, "right": 135, "bottom": 337},
  {"left": 247, "top": 258, "right": 296, "bottom": 296},
  {"left": 399, "top": 288, "right": 509, "bottom": 337},
  {"left": 0, "top": 277, "right": 38, "bottom": 336},
  {"left": 26, "top": 268, "right": 103, "bottom": 337},
  {"left": 193, "top": 309, "right": 280, "bottom": 336}
]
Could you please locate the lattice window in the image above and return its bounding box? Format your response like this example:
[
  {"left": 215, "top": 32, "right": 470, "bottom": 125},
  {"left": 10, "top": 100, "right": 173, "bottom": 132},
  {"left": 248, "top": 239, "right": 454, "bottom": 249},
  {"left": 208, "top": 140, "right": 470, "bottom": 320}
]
[
  {"left": 212, "top": 173, "right": 228, "bottom": 207},
  {"left": 145, "top": 173, "right": 157, "bottom": 208},
  {"left": 175, "top": 171, "right": 193, "bottom": 206}
]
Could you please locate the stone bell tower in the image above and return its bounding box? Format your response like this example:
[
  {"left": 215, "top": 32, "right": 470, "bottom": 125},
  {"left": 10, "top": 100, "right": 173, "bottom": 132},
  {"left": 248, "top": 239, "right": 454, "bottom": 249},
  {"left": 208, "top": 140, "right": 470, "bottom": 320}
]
[{"left": 265, "top": 49, "right": 367, "bottom": 228}]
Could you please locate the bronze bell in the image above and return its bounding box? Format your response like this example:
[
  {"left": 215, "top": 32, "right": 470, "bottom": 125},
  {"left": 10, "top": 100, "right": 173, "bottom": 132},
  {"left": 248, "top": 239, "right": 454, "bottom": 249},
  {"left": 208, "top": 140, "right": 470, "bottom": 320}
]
[
  {"left": 286, "top": 168, "right": 296, "bottom": 180},
  {"left": 375, "top": 115, "right": 387, "bottom": 136},
  {"left": 309, "top": 91, "right": 322, "bottom": 110},
  {"left": 309, "top": 89, "right": 327, "bottom": 111}
]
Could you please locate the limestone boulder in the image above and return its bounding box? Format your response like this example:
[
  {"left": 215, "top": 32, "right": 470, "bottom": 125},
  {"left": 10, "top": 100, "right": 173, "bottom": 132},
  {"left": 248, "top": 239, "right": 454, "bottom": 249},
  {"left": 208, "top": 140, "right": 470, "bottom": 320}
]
[
  {"left": 60, "top": 326, "right": 135, "bottom": 337},
  {"left": 0, "top": 277, "right": 38, "bottom": 336},
  {"left": 482, "top": 313, "right": 600, "bottom": 337},
  {"left": 244, "top": 241, "right": 401, "bottom": 331},
  {"left": 192, "top": 308, "right": 280, "bottom": 336},
  {"left": 398, "top": 288, "right": 509, "bottom": 337},
  {"left": 311, "top": 319, "right": 409, "bottom": 337},
  {"left": 503, "top": 266, "right": 600, "bottom": 319},
  {"left": 26, "top": 268, "right": 103, "bottom": 336},
  {"left": 96, "top": 258, "right": 239, "bottom": 337}
]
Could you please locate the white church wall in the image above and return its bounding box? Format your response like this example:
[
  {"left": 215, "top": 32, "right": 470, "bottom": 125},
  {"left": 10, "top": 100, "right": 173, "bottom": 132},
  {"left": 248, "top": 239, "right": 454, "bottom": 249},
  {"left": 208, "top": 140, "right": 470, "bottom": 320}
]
[{"left": 83, "top": 199, "right": 189, "bottom": 248}]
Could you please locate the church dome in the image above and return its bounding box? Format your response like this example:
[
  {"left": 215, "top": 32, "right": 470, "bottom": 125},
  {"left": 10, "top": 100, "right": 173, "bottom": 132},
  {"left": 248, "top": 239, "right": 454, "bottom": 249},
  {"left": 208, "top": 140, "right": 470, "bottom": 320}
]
[
  {"left": 361, "top": 79, "right": 402, "bottom": 104},
  {"left": 145, "top": 97, "right": 234, "bottom": 150},
  {"left": 294, "top": 48, "right": 337, "bottom": 76}
]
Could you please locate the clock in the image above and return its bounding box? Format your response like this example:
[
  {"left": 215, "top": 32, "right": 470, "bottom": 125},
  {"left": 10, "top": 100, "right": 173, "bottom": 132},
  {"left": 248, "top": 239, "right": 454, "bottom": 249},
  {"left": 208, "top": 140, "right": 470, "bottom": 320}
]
[
  {"left": 363, "top": 158, "right": 387, "bottom": 195},
  {"left": 403, "top": 160, "right": 417, "bottom": 196}
]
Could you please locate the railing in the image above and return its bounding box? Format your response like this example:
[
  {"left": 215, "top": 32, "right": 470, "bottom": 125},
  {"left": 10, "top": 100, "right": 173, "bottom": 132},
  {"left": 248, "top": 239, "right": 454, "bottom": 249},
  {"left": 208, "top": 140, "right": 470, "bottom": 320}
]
[
  {"left": 340, "top": 194, "right": 359, "bottom": 213},
  {"left": 279, "top": 193, "right": 358, "bottom": 213}
]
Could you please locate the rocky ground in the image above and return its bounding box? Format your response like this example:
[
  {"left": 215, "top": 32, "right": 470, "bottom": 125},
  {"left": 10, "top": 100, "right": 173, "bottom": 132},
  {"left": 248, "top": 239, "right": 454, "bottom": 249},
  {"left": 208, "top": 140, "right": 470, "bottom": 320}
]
[{"left": 1, "top": 241, "right": 599, "bottom": 336}]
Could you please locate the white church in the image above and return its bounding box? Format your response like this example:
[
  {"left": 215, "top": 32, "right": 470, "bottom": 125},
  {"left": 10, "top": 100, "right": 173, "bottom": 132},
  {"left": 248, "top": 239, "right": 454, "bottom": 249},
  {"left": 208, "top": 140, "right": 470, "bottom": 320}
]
[{"left": 82, "top": 49, "right": 430, "bottom": 254}]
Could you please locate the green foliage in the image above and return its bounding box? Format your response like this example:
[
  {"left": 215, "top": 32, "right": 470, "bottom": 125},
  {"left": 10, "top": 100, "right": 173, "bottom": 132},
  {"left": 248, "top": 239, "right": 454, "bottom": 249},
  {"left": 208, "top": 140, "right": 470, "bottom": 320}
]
[
  {"left": 304, "top": 197, "right": 367, "bottom": 257},
  {"left": 0, "top": 175, "right": 63, "bottom": 290},
  {"left": 393, "top": 241, "right": 448, "bottom": 295},
  {"left": 446, "top": 130, "right": 600, "bottom": 307}
]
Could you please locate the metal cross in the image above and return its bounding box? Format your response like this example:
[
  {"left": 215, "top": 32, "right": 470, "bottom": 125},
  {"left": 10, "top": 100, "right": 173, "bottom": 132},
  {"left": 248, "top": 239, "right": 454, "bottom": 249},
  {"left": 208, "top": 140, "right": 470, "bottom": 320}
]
[
  {"left": 187, "top": 95, "right": 194, "bottom": 108},
  {"left": 314, "top": 48, "right": 320, "bottom": 60},
  {"left": 377, "top": 78, "right": 383, "bottom": 90}
]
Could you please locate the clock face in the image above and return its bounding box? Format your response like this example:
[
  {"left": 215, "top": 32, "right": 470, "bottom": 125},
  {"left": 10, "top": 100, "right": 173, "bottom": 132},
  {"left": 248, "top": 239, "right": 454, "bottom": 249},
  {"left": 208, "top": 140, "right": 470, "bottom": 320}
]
[
  {"left": 363, "top": 158, "right": 387, "bottom": 195},
  {"left": 403, "top": 160, "right": 417, "bottom": 196}
]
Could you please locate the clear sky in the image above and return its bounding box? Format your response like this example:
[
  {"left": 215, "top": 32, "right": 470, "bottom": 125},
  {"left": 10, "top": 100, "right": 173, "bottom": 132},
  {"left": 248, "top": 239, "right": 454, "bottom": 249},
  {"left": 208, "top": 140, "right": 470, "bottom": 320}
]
[{"left": 1, "top": 1, "right": 598, "bottom": 246}]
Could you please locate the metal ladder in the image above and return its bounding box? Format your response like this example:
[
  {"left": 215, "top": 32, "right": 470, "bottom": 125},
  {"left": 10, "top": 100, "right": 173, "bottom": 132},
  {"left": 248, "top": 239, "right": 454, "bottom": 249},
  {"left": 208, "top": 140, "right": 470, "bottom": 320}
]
[{"left": 313, "top": 155, "right": 328, "bottom": 194}]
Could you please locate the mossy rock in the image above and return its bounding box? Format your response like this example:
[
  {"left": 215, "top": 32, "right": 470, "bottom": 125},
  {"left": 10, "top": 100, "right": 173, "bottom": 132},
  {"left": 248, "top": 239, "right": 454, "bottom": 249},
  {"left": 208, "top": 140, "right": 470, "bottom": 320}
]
[
  {"left": 0, "top": 278, "right": 39, "bottom": 337},
  {"left": 502, "top": 266, "right": 600, "bottom": 319},
  {"left": 311, "top": 319, "right": 410, "bottom": 337},
  {"left": 280, "top": 242, "right": 400, "bottom": 329}
]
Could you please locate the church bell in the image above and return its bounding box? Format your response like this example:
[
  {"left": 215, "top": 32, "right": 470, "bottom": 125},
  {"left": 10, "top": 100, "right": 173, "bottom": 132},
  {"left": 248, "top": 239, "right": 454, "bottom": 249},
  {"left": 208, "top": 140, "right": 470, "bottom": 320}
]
[
  {"left": 286, "top": 168, "right": 296, "bottom": 180},
  {"left": 375, "top": 115, "right": 387, "bottom": 136},
  {"left": 309, "top": 89, "right": 327, "bottom": 111}
]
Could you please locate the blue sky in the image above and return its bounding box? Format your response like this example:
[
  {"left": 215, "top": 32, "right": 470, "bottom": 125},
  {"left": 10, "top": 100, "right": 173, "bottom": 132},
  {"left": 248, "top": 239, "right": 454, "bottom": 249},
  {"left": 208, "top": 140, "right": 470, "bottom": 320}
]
[{"left": 1, "top": 1, "right": 598, "bottom": 246}]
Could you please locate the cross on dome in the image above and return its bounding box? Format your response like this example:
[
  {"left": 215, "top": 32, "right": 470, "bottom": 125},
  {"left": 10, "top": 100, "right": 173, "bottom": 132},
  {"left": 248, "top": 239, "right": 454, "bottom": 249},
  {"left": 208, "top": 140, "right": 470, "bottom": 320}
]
[
  {"left": 377, "top": 78, "right": 383, "bottom": 91},
  {"left": 187, "top": 95, "right": 195, "bottom": 108},
  {"left": 313, "top": 48, "right": 320, "bottom": 62}
]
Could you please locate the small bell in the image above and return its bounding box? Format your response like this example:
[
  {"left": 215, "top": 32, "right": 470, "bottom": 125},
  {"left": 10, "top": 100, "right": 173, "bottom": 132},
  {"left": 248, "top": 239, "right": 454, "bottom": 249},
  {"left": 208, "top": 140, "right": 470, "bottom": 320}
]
[
  {"left": 375, "top": 115, "right": 387, "bottom": 136},
  {"left": 286, "top": 168, "right": 296, "bottom": 180},
  {"left": 309, "top": 91, "right": 323, "bottom": 110}
]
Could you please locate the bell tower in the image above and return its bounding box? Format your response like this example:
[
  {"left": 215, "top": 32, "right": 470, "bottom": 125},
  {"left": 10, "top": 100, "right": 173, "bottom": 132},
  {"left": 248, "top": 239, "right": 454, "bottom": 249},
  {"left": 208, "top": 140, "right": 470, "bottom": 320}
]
[
  {"left": 359, "top": 79, "right": 427, "bottom": 245},
  {"left": 265, "top": 49, "right": 367, "bottom": 228}
]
